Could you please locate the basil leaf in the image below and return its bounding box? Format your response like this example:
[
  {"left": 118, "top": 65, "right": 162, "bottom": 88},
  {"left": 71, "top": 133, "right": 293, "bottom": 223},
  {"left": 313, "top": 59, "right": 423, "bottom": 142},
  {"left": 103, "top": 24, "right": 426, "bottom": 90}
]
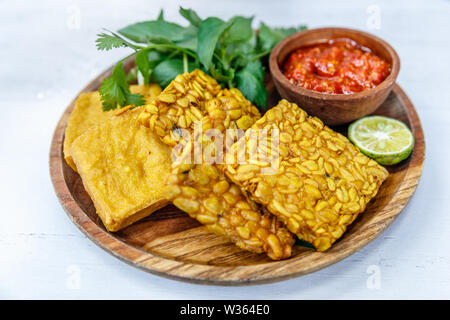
[
  {"left": 174, "top": 25, "right": 198, "bottom": 50},
  {"left": 197, "top": 17, "right": 227, "bottom": 71},
  {"left": 224, "top": 16, "right": 253, "bottom": 44},
  {"left": 179, "top": 7, "right": 202, "bottom": 27},
  {"left": 99, "top": 62, "right": 144, "bottom": 110},
  {"left": 118, "top": 21, "right": 187, "bottom": 43},
  {"left": 151, "top": 58, "right": 196, "bottom": 87},
  {"left": 236, "top": 60, "right": 267, "bottom": 108}
]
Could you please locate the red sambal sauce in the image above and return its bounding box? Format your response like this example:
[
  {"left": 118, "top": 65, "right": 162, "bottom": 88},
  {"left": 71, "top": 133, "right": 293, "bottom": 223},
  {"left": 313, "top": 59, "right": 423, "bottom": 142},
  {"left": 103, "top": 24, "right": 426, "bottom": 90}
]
[{"left": 282, "top": 38, "right": 391, "bottom": 94}]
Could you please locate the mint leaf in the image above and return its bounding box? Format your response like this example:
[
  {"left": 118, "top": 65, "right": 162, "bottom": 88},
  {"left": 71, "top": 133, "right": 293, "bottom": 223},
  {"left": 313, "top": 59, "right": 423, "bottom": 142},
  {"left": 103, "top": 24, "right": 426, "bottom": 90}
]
[
  {"left": 236, "top": 60, "right": 267, "bottom": 108},
  {"left": 197, "top": 17, "right": 228, "bottom": 71}
]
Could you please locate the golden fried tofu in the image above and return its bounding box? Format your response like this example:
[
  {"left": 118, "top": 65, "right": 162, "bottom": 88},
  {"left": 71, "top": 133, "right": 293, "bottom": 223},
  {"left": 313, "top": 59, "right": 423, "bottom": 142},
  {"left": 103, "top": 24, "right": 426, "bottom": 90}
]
[
  {"left": 70, "top": 107, "right": 172, "bottom": 232},
  {"left": 64, "top": 84, "right": 162, "bottom": 171}
]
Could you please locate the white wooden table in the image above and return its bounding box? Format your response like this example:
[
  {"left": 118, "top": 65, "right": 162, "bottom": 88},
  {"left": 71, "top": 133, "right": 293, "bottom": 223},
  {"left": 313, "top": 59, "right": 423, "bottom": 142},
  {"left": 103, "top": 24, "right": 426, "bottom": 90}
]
[{"left": 1, "top": 0, "right": 449, "bottom": 299}]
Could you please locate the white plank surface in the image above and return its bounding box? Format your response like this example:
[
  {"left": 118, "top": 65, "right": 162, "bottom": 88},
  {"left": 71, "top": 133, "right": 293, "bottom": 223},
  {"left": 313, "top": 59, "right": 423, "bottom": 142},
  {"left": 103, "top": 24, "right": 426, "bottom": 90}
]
[{"left": 0, "top": 0, "right": 449, "bottom": 299}]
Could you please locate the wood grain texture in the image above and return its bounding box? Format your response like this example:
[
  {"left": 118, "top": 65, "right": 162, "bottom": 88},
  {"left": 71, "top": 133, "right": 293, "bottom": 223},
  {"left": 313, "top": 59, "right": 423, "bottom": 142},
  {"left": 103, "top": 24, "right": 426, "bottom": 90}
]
[{"left": 49, "top": 60, "right": 425, "bottom": 285}]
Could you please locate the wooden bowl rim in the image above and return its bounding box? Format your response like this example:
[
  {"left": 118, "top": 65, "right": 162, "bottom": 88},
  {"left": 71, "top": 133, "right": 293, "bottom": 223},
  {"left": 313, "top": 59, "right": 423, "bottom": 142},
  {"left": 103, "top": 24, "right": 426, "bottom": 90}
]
[
  {"left": 49, "top": 62, "right": 423, "bottom": 286},
  {"left": 269, "top": 27, "right": 401, "bottom": 101}
]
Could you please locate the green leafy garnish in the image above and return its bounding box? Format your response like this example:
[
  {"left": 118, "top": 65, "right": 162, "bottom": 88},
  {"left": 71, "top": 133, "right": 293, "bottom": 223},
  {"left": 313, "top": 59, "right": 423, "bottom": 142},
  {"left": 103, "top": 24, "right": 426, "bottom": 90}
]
[
  {"left": 96, "top": 7, "right": 306, "bottom": 110},
  {"left": 179, "top": 7, "right": 202, "bottom": 27},
  {"left": 99, "top": 62, "right": 145, "bottom": 111},
  {"left": 197, "top": 17, "right": 228, "bottom": 71},
  {"left": 96, "top": 33, "right": 127, "bottom": 51},
  {"left": 151, "top": 58, "right": 196, "bottom": 87},
  {"left": 258, "top": 23, "right": 307, "bottom": 51},
  {"left": 236, "top": 60, "right": 268, "bottom": 109}
]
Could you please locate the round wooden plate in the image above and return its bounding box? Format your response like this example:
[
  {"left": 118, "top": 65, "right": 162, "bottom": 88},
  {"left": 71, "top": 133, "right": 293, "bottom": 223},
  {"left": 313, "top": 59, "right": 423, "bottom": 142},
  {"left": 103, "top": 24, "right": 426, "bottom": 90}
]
[{"left": 50, "top": 60, "right": 425, "bottom": 285}]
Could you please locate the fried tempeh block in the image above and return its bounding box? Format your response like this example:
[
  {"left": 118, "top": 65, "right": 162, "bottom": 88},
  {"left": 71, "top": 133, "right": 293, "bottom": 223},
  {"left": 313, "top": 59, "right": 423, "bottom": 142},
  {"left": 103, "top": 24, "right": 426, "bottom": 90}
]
[
  {"left": 224, "top": 100, "right": 389, "bottom": 251},
  {"left": 64, "top": 84, "right": 162, "bottom": 171},
  {"left": 139, "top": 70, "right": 222, "bottom": 147},
  {"left": 70, "top": 107, "right": 172, "bottom": 232},
  {"left": 166, "top": 163, "right": 294, "bottom": 260},
  {"left": 139, "top": 70, "right": 295, "bottom": 260}
]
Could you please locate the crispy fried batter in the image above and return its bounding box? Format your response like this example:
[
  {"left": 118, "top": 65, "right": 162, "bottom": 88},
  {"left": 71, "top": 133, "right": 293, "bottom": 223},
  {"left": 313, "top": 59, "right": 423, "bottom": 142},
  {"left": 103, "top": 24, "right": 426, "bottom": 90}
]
[
  {"left": 70, "top": 107, "right": 171, "bottom": 232},
  {"left": 64, "top": 84, "right": 162, "bottom": 171}
]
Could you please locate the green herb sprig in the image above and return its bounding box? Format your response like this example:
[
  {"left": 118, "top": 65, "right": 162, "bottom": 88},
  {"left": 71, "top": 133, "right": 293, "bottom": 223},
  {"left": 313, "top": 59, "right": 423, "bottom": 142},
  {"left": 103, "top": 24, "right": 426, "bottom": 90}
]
[{"left": 96, "top": 7, "right": 306, "bottom": 111}]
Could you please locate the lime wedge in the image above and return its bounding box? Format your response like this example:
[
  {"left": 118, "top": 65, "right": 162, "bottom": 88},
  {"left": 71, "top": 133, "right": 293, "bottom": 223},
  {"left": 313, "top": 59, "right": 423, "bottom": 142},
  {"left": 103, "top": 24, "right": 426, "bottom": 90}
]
[{"left": 348, "top": 116, "right": 414, "bottom": 165}]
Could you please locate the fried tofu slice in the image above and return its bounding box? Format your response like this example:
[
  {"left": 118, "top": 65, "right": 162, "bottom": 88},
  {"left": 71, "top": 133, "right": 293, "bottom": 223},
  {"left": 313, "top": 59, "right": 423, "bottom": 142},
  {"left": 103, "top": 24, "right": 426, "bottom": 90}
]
[
  {"left": 64, "top": 84, "right": 162, "bottom": 171},
  {"left": 70, "top": 107, "right": 172, "bottom": 232}
]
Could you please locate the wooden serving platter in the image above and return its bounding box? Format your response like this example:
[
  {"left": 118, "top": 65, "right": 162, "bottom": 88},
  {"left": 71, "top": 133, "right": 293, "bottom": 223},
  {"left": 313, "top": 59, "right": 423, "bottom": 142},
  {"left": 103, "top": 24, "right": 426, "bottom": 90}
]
[{"left": 50, "top": 60, "right": 425, "bottom": 285}]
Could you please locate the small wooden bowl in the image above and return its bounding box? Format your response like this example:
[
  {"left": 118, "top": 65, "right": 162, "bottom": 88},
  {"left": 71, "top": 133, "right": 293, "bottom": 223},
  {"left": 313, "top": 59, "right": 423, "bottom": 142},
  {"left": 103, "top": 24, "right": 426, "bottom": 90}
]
[{"left": 269, "top": 27, "right": 400, "bottom": 125}]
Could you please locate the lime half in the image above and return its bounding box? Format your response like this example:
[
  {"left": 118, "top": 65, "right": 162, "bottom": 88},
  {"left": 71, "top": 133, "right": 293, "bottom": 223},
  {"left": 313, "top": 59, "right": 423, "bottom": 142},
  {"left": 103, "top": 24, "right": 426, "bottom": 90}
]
[{"left": 348, "top": 116, "right": 414, "bottom": 165}]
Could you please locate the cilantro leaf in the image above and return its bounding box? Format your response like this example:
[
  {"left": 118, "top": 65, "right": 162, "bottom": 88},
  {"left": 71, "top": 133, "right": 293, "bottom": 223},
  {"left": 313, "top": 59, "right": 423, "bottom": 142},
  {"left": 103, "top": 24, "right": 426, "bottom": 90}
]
[
  {"left": 96, "top": 33, "right": 128, "bottom": 51},
  {"left": 124, "top": 91, "right": 146, "bottom": 106},
  {"left": 99, "top": 77, "right": 124, "bottom": 111},
  {"left": 174, "top": 25, "right": 198, "bottom": 50},
  {"left": 236, "top": 60, "right": 267, "bottom": 108},
  {"left": 99, "top": 62, "right": 144, "bottom": 111}
]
